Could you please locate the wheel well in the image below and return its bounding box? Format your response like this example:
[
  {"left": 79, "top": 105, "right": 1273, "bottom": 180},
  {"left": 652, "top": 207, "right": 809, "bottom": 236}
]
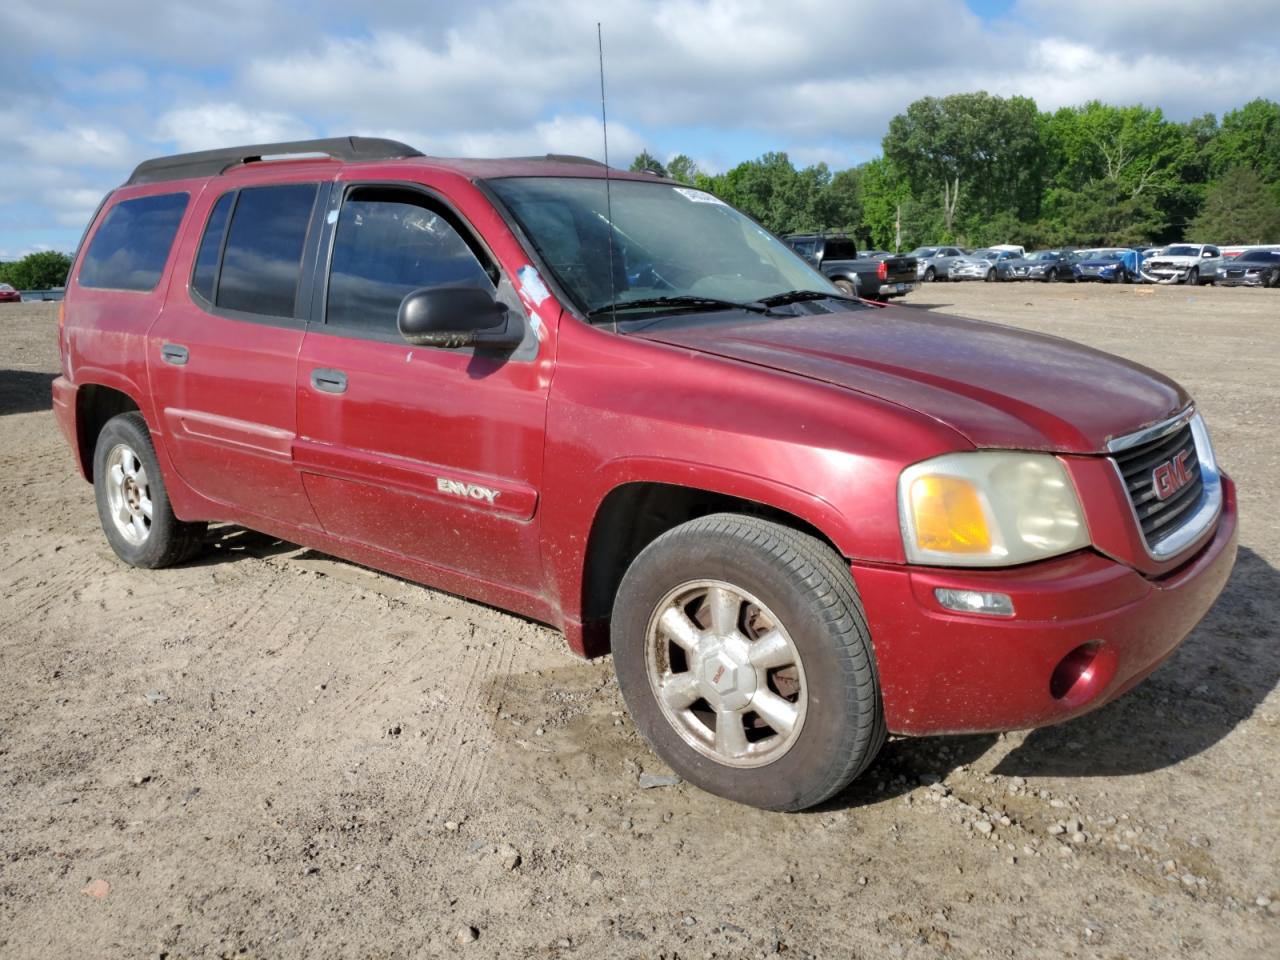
[
  {"left": 580, "top": 482, "right": 843, "bottom": 656},
  {"left": 76, "top": 385, "right": 139, "bottom": 480}
]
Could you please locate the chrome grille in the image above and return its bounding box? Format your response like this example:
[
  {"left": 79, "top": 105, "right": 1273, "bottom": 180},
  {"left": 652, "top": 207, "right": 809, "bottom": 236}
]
[{"left": 1112, "top": 421, "right": 1203, "bottom": 551}]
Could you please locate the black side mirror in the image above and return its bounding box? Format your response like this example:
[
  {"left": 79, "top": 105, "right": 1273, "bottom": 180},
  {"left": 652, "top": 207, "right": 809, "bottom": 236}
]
[{"left": 397, "top": 286, "right": 521, "bottom": 350}]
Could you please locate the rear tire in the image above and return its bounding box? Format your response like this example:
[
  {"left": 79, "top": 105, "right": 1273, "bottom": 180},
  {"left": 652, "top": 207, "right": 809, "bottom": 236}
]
[
  {"left": 833, "top": 279, "right": 857, "bottom": 297},
  {"left": 93, "top": 412, "right": 206, "bottom": 568},
  {"left": 612, "top": 514, "right": 885, "bottom": 811}
]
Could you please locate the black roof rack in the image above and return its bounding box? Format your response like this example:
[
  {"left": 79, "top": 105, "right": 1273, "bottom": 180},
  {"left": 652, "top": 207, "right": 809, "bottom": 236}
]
[
  {"left": 125, "top": 136, "right": 424, "bottom": 186},
  {"left": 508, "top": 154, "right": 606, "bottom": 166}
]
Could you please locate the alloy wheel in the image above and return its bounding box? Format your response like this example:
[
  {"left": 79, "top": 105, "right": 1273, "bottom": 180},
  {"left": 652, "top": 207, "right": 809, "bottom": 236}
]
[{"left": 645, "top": 580, "right": 807, "bottom": 768}]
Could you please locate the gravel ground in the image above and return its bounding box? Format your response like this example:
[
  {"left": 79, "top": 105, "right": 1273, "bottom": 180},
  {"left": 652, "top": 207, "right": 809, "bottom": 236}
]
[{"left": 1, "top": 284, "right": 1277, "bottom": 959}]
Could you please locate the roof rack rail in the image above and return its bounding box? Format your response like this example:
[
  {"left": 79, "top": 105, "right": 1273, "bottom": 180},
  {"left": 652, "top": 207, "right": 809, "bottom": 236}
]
[
  {"left": 508, "top": 154, "right": 606, "bottom": 166},
  {"left": 125, "top": 136, "right": 424, "bottom": 186}
]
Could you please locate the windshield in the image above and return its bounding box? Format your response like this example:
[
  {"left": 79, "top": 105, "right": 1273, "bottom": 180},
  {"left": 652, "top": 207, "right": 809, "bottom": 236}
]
[
  {"left": 1241, "top": 251, "right": 1280, "bottom": 263},
  {"left": 487, "top": 177, "right": 839, "bottom": 316},
  {"left": 1164, "top": 245, "right": 1200, "bottom": 257},
  {"left": 969, "top": 249, "right": 995, "bottom": 259},
  {"left": 909, "top": 247, "right": 938, "bottom": 257}
]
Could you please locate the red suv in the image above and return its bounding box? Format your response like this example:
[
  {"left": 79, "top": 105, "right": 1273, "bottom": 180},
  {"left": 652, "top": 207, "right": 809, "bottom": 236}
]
[{"left": 54, "top": 137, "right": 1237, "bottom": 810}]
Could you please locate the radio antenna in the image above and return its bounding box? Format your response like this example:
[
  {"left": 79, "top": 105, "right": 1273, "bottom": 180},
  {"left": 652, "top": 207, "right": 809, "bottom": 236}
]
[{"left": 597, "top": 22, "right": 618, "bottom": 334}]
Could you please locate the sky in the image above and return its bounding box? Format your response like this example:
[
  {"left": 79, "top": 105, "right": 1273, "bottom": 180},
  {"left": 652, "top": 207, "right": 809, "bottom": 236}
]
[{"left": 2, "top": 0, "right": 1278, "bottom": 259}]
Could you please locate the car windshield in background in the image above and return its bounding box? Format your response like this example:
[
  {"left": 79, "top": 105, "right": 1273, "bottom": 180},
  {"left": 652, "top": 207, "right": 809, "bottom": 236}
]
[
  {"left": 1240, "top": 251, "right": 1280, "bottom": 263},
  {"left": 969, "top": 249, "right": 995, "bottom": 258},
  {"left": 1165, "top": 245, "right": 1200, "bottom": 256},
  {"left": 486, "top": 177, "right": 841, "bottom": 317},
  {"left": 909, "top": 247, "right": 938, "bottom": 257}
]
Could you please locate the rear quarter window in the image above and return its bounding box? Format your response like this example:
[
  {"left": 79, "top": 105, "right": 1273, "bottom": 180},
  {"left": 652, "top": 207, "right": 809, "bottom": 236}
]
[{"left": 78, "top": 193, "right": 189, "bottom": 292}]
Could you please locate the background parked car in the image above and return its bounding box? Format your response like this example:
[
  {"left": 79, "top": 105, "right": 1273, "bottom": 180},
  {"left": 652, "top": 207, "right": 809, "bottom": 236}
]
[
  {"left": 948, "top": 248, "right": 1019, "bottom": 281},
  {"left": 1215, "top": 249, "right": 1280, "bottom": 287},
  {"left": 1073, "top": 248, "right": 1142, "bottom": 283},
  {"left": 908, "top": 246, "right": 965, "bottom": 281},
  {"left": 1142, "top": 244, "right": 1221, "bottom": 285},
  {"left": 997, "top": 249, "right": 1073, "bottom": 282},
  {"left": 0, "top": 283, "right": 22, "bottom": 304},
  {"left": 785, "top": 235, "right": 917, "bottom": 300}
]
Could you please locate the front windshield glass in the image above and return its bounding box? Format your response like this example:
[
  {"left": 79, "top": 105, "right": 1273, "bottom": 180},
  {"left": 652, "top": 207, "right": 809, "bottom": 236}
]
[
  {"left": 969, "top": 249, "right": 995, "bottom": 259},
  {"left": 1164, "top": 245, "right": 1200, "bottom": 257},
  {"left": 909, "top": 247, "right": 938, "bottom": 257},
  {"left": 487, "top": 177, "right": 840, "bottom": 315}
]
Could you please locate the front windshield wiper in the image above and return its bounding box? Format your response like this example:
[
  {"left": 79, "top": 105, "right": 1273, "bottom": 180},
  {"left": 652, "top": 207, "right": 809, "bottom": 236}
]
[
  {"left": 758, "top": 289, "right": 860, "bottom": 307},
  {"left": 586, "top": 295, "right": 769, "bottom": 319}
]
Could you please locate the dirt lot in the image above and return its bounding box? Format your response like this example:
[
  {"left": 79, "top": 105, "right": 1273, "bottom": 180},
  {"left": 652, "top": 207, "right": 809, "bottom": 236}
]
[{"left": 1, "top": 285, "right": 1277, "bottom": 959}]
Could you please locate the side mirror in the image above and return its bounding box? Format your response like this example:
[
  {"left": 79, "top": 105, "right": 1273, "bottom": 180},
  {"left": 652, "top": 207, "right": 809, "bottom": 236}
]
[
  {"left": 397, "top": 286, "right": 521, "bottom": 350},
  {"left": 1202, "top": 251, "right": 1215, "bottom": 258}
]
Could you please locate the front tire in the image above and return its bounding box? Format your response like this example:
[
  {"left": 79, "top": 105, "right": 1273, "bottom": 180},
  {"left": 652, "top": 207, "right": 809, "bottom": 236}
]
[
  {"left": 985, "top": 268, "right": 995, "bottom": 282},
  {"left": 93, "top": 412, "right": 206, "bottom": 568},
  {"left": 1187, "top": 267, "right": 1200, "bottom": 286},
  {"left": 612, "top": 514, "right": 885, "bottom": 811},
  {"left": 1046, "top": 267, "right": 1059, "bottom": 282},
  {"left": 923, "top": 266, "right": 935, "bottom": 282}
]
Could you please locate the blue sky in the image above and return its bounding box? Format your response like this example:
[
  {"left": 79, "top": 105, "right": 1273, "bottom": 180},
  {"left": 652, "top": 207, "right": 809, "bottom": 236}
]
[{"left": 2, "top": 0, "right": 1278, "bottom": 259}]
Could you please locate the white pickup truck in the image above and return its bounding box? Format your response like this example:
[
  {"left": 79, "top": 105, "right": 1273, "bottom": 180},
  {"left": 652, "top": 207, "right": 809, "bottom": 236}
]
[{"left": 1142, "top": 243, "right": 1222, "bottom": 285}]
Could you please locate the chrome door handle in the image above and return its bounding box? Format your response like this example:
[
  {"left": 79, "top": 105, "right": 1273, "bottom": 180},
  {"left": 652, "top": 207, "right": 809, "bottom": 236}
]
[
  {"left": 310, "top": 368, "right": 347, "bottom": 394},
  {"left": 161, "top": 343, "right": 189, "bottom": 365}
]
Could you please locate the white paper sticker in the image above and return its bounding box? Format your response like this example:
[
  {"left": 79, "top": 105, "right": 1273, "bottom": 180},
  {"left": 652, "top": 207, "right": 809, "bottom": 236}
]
[
  {"left": 673, "top": 187, "right": 725, "bottom": 205},
  {"left": 517, "top": 265, "right": 551, "bottom": 306},
  {"left": 326, "top": 209, "right": 339, "bottom": 224}
]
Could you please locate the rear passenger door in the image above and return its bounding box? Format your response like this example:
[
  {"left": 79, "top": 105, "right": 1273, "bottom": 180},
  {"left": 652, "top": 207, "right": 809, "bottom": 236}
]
[
  {"left": 147, "top": 181, "right": 326, "bottom": 529},
  {"left": 294, "top": 182, "right": 549, "bottom": 594}
]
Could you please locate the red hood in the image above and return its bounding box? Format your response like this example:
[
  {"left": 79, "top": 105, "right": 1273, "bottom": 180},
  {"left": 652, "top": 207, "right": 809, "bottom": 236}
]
[{"left": 632, "top": 305, "right": 1189, "bottom": 453}]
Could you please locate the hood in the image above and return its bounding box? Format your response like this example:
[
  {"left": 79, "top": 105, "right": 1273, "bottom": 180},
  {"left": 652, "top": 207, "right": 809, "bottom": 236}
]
[
  {"left": 953, "top": 255, "right": 994, "bottom": 266},
  {"left": 632, "top": 306, "right": 1188, "bottom": 453}
]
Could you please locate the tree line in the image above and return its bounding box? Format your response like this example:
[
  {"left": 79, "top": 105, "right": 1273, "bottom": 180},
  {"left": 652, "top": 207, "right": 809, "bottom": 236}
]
[
  {"left": 631, "top": 93, "right": 1280, "bottom": 251},
  {"left": 0, "top": 251, "right": 72, "bottom": 291}
]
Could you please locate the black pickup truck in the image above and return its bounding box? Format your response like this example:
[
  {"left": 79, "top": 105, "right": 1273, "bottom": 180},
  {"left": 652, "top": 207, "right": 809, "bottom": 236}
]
[{"left": 784, "top": 234, "right": 917, "bottom": 301}]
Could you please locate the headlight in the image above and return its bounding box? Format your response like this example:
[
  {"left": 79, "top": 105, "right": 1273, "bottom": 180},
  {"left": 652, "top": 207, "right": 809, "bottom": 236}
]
[{"left": 899, "top": 452, "right": 1090, "bottom": 566}]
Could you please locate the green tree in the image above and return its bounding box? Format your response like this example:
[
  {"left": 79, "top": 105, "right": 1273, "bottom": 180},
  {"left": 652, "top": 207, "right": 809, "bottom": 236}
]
[
  {"left": 666, "top": 154, "right": 700, "bottom": 184},
  {"left": 0, "top": 251, "right": 72, "bottom": 290},
  {"left": 629, "top": 150, "right": 667, "bottom": 177},
  {"left": 883, "top": 92, "right": 1044, "bottom": 234},
  {"left": 1207, "top": 99, "right": 1280, "bottom": 182},
  {"left": 1190, "top": 166, "right": 1280, "bottom": 242}
]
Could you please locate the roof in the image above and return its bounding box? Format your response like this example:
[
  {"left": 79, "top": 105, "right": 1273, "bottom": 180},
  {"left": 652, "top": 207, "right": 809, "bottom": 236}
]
[{"left": 124, "top": 135, "right": 667, "bottom": 186}]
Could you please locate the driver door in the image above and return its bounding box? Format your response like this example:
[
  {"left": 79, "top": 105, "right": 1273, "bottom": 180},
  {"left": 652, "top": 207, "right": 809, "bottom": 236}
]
[{"left": 294, "top": 182, "right": 550, "bottom": 594}]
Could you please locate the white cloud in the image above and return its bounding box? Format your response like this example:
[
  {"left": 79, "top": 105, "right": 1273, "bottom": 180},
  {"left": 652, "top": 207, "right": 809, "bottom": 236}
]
[
  {"left": 18, "top": 126, "right": 133, "bottom": 167},
  {"left": 154, "top": 104, "right": 315, "bottom": 153}
]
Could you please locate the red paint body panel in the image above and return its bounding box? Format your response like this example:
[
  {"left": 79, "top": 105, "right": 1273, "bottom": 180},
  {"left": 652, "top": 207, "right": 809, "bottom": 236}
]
[
  {"left": 857, "top": 478, "right": 1237, "bottom": 734},
  {"left": 55, "top": 153, "right": 1238, "bottom": 738}
]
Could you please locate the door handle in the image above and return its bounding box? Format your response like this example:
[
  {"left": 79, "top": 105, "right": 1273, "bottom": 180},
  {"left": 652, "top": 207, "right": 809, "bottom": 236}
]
[
  {"left": 310, "top": 368, "right": 347, "bottom": 394},
  {"left": 161, "top": 343, "right": 189, "bottom": 365}
]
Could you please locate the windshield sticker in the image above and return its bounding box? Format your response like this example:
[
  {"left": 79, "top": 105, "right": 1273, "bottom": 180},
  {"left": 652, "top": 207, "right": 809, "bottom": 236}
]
[
  {"left": 673, "top": 187, "right": 725, "bottom": 205},
  {"left": 517, "top": 265, "right": 550, "bottom": 306}
]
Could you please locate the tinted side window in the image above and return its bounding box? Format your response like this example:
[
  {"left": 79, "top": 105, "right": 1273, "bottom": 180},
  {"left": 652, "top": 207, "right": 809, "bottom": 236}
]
[
  {"left": 80, "top": 193, "right": 189, "bottom": 292},
  {"left": 191, "top": 192, "right": 234, "bottom": 302},
  {"left": 825, "top": 239, "right": 857, "bottom": 260},
  {"left": 217, "top": 184, "right": 318, "bottom": 317},
  {"left": 327, "top": 194, "right": 492, "bottom": 334}
]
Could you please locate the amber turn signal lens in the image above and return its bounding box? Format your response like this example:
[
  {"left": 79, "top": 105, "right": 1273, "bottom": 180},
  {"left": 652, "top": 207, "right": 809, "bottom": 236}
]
[{"left": 909, "top": 475, "right": 992, "bottom": 554}]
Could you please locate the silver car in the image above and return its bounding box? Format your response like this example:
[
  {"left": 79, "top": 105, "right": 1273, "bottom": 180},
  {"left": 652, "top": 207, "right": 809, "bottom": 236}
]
[
  {"left": 908, "top": 245, "right": 964, "bottom": 282},
  {"left": 948, "top": 248, "right": 1020, "bottom": 281}
]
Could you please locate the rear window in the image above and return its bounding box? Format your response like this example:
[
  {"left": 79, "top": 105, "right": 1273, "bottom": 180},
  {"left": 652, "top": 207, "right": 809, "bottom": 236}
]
[
  {"left": 191, "top": 192, "right": 234, "bottom": 303},
  {"left": 825, "top": 239, "right": 857, "bottom": 260},
  {"left": 216, "top": 184, "right": 318, "bottom": 317},
  {"left": 79, "top": 192, "right": 189, "bottom": 292}
]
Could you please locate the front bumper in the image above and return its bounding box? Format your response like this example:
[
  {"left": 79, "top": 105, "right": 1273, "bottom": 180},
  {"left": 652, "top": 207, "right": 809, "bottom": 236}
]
[{"left": 851, "top": 475, "right": 1238, "bottom": 735}]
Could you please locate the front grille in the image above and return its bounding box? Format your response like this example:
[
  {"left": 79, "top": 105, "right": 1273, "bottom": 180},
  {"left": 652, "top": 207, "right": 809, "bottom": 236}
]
[{"left": 1112, "top": 422, "right": 1203, "bottom": 551}]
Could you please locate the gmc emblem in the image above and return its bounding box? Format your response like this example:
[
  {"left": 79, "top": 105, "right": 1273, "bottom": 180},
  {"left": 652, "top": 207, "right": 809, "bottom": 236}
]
[{"left": 1152, "top": 449, "right": 1193, "bottom": 501}]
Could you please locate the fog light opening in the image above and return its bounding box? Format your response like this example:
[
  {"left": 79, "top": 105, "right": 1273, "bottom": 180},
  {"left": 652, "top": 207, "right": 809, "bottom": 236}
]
[{"left": 1050, "top": 642, "right": 1105, "bottom": 703}]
